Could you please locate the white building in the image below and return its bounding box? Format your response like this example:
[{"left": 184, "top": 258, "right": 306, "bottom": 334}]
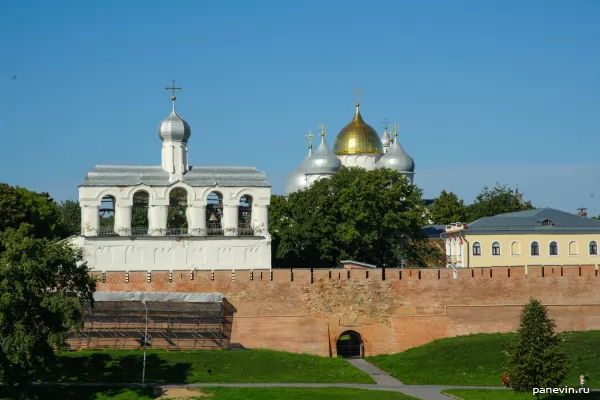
[
  {"left": 286, "top": 100, "right": 415, "bottom": 194},
  {"left": 70, "top": 85, "right": 272, "bottom": 271}
]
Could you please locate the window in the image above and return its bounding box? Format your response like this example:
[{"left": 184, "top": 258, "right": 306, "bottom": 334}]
[
  {"left": 590, "top": 241, "right": 598, "bottom": 256},
  {"left": 568, "top": 241, "right": 579, "bottom": 256},
  {"left": 549, "top": 241, "right": 559, "bottom": 256},
  {"left": 531, "top": 241, "right": 539, "bottom": 256},
  {"left": 511, "top": 241, "right": 521, "bottom": 256},
  {"left": 473, "top": 242, "right": 481, "bottom": 256},
  {"left": 492, "top": 242, "right": 501, "bottom": 256},
  {"left": 541, "top": 219, "right": 553, "bottom": 226}
]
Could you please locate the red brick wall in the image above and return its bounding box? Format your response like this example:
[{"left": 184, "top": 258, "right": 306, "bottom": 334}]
[{"left": 93, "top": 265, "right": 600, "bottom": 356}]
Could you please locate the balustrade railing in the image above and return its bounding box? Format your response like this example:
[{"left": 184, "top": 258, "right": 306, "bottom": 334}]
[
  {"left": 238, "top": 222, "right": 254, "bottom": 236},
  {"left": 91, "top": 224, "right": 261, "bottom": 237},
  {"left": 206, "top": 223, "right": 224, "bottom": 236},
  {"left": 166, "top": 228, "right": 188, "bottom": 236}
]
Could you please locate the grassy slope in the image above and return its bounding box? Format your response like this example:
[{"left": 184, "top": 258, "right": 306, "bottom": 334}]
[
  {"left": 443, "top": 389, "right": 600, "bottom": 400},
  {"left": 366, "top": 331, "right": 600, "bottom": 387},
  {"left": 1, "top": 387, "right": 417, "bottom": 400},
  {"left": 202, "top": 387, "right": 418, "bottom": 399},
  {"left": 39, "top": 349, "right": 373, "bottom": 384}
]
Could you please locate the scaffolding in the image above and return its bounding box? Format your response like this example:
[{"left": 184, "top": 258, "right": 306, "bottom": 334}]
[{"left": 68, "top": 292, "right": 231, "bottom": 351}]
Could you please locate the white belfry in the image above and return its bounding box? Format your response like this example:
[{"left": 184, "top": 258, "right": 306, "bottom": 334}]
[{"left": 72, "top": 80, "right": 272, "bottom": 271}]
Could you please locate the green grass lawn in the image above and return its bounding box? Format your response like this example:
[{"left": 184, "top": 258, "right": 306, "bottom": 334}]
[
  {"left": 201, "top": 387, "right": 417, "bottom": 399},
  {"left": 38, "top": 349, "right": 373, "bottom": 384},
  {"left": 366, "top": 331, "right": 600, "bottom": 387},
  {"left": 443, "top": 389, "right": 600, "bottom": 400},
  {"left": 1, "top": 387, "right": 417, "bottom": 400}
]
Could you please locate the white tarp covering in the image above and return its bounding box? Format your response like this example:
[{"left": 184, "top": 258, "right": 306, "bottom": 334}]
[{"left": 93, "top": 291, "right": 223, "bottom": 303}]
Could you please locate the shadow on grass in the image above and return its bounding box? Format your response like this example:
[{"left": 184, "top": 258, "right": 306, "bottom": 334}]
[
  {"left": 39, "top": 353, "right": 192, "bottom": 384},
  {"left": 0, "top": 387, "right": 156, "bottom": 400}
]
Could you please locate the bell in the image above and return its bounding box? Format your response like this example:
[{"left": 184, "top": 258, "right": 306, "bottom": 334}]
[{"left": 209, "top": 212, "right": 218, "bottom": 222}]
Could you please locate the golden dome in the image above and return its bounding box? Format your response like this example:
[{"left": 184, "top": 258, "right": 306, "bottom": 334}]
[{"left": 333, "top": 104, "right": 384, "bottom": 155}]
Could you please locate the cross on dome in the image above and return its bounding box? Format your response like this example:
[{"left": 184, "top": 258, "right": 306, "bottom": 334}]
[
  {"left": 319, "top": 123, "right": 327, "bottom": 137},
  {"left": 354, "top": 85, "right": 362, "bottom": 106},
  {"left": 165, "top": 78, "right": 182, "bottom": 109},
  {"left": 306, "top": 130, "right": 314, "bottom": 148}
]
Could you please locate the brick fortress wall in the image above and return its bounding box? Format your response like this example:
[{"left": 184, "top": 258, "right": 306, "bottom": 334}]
[{"left": 93, "top": 265, "right": 600, "bottom": 356}]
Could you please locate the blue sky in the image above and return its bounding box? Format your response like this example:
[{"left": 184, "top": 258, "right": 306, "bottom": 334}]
[{"left": 1, "top": 0, "right": 599, "bottom": 215}]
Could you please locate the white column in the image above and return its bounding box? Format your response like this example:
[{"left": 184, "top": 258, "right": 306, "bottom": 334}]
[
  {"left": 82, "top": 205, "right": 99, "bottom": 236},
  {"left": 252, "top": 205, "right": 269, "bottom": 235},
  {"left": 149, "top": 205, "right": 168, "bottom": 236},
  {"left": 187, "top": 205, "right": 206, "bottom": 236},
  {"left": 223, "top": 205, "right": 238, "bottom": 236},
  {"left": 114, "top": 205, "right": 132, "bottom": 236}
]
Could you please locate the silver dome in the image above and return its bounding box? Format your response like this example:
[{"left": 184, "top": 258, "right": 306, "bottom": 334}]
[
  {"left": 305, "top": 136, "right": 342, "bottom": 175},
  {"left": 285, "top": 149, "right": 312, "bottom": 194},
  {"left": 377, "top": 134, "right": 415, "bottom": 172},
  {"left": 380, "top": 129, "right": 391, "bottom": 147},
  {"left": 158, "top": 106, "right": 191, "bottom": 142}
]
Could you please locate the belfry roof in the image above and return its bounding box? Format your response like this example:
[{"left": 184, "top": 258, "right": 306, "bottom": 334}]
[{"left": 81, "top": 165, "right": 270, "bottom": 187}]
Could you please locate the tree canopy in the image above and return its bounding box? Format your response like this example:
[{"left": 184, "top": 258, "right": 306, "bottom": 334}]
[
  {"left": 0, "top": 183, "right": 59, "bottom": 239},
  {"left": 465, "top": 183, "right": 534, "bottom": 222},
  {"left": 270, "top": 167, "right": 440, "bottom": 268},
  {"left": 55, "top": 200, "right": 81, "bottom": 238},
  {"left": 0, "top": 224, "right": 96, "bottom": 397},
  {"left": 507, "top": 298, "right": 569, "bottom": 396},
  {"left": 430, "top": 190, "right": 467, "bottom": 225}
]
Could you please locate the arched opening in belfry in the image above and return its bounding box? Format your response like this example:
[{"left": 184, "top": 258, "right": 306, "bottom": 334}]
[
  {"left": 132, "top": 190, "right": 149, "bottom": 235},
  {"left": 206, "top": 191, "right": 224, "bottom": 236},
  {"left": 99, "top": 195, "right": 116, "bottom": 236},
  {"left": 167, "top": 187, "right": 188, "bottom": 235},
  {"left": 336, "top": 330, "right": 363, "bottom": 358},
  {"left": 238, "top": 194, "right": 253, "bottom": 236}
]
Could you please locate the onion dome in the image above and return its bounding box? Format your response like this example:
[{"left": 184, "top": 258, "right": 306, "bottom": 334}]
[
  {"left": 333, "top": 103, "right": 384, "bottom": 155},
  {"left": 285, "top": 148, "right": 312, "bottom": 194},
  {"left": 377, "top": 131, "right": 415, "bottom": 172},
  {"left": 305, "top": 130, "right": 342, "bottom": 175},
  {"left": 158, "top": 102, "right": 191, "bottom": 142},
  {"left": 380, "top": 127, "right": 391, "bottom": 148}
]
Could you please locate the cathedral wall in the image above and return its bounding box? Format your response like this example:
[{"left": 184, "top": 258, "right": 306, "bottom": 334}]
[
  {"left": 338, "top": 154, "right": 380, "bottom": 170},
  {"left": 72, "top": 236, "right": 271, "bottom": 271},
  {"left": 91, "top": 265, "right": 600, "bottom": 356}
]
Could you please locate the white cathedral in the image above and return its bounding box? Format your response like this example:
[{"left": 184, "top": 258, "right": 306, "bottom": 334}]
[
  {"left": 286, "top": 99, "right": 415, "bottom": 194},
  {"left": 70, "top": 83, "right": 272, "bottom": 272}
]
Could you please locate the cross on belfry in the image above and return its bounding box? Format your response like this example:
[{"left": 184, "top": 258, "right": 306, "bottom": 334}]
[
  {"left": 382, "top": 118, "right": 389, "bottom": 129},
  {"left": 165, "top": 78, "right": 182, "bottom": 101},
  {"left": 319, "top": 123, "right": 327, "bottom": 137},
  {"left": 354, "top": 85, "right": 362, "bottom": 104}
]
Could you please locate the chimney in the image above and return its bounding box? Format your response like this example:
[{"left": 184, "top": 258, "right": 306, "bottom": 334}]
[{"left": 577, "top": 208, "right": 588, "bottom": 217}]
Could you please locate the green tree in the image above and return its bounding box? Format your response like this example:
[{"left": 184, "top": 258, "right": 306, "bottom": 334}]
[
  {"left": 55, "top": 200, "right": 81, "bottom": 238},
  {"left": 592, "top": 215, "right": 600, "bottom": 221},
  {"left": 272, "top": 167, "right": 435, "bottom": 268},
  {"left": 430, "top": 190, "right": 467, "bottom": 225},
  {"left": 0, "top": 224, "right": 96, "bottom": 397},
  {"left": 466, "top": 183, "right": 534, "bottom": 222},
  {"left": 507, "top": 298, "right": 569, "bottom": 397},
  {"left": 0, "top": 183, "right": 59, "bottom": 239}
]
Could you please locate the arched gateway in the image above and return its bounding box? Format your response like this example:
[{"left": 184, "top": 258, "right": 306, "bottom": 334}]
[{"left": 336, "top": 330, "right": 363, "bottom": 358}]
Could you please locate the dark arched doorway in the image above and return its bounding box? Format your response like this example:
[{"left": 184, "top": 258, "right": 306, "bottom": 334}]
[{"left": 336, "top": 331, "right": 362, "bottom": 358}]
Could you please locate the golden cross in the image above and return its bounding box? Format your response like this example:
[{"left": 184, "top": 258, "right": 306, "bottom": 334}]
[
  {"left": 319, "top": 123, "right": 327, "bottom": 137},
  {"left": 354, "top": 85, "right": 362, "bottom": 104},
  {"left": 306, "top": 130, "right": 314, "bottom": 148},
  {"left": 392, "top": 124, "right": 399, "bottom": 136},
  {"left": 382, "top": 118, "right": 389, "bottom": 129},
  {"left": 165, "top": 78, "right": 182, "bottom": 100}
]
